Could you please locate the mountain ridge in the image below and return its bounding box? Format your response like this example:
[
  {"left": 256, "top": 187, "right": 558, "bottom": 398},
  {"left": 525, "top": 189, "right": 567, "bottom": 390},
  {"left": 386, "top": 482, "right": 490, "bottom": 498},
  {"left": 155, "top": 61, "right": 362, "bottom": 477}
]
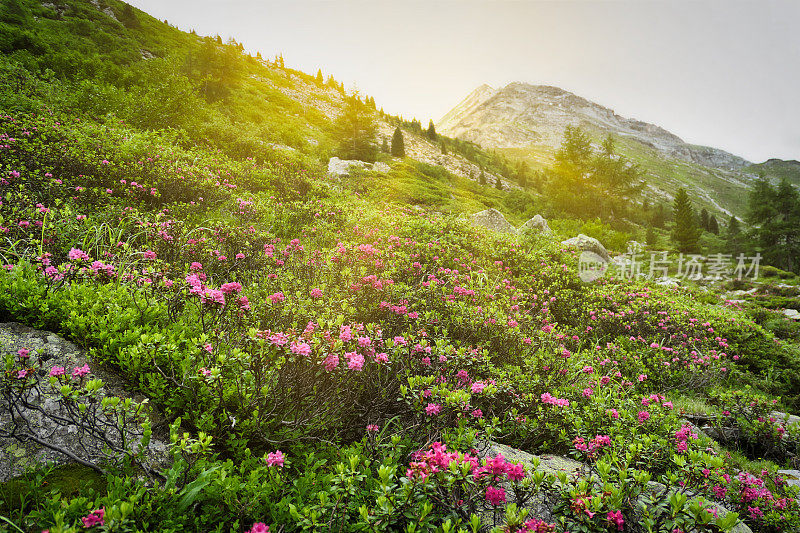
[{"left": 438, "top": 81, "right": 750, "bottom": 171}]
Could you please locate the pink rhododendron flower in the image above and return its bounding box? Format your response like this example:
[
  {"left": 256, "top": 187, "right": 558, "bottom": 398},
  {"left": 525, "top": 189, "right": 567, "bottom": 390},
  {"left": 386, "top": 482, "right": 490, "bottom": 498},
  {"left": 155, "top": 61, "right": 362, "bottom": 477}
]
[
  {"left": 246, "top": 523, "right": 269, "bottom": 533},
  {"left": 49, "top": 366, "right": 65, "bottom": 377},
  {"left": 81, "top": 508, "right": 105, "bottom": 528},
  {"left": 266, "top": 450, "right": 285, "bottom": 467},
  {"left": 309, "top": 288, "right": 323, "bottom": 298},
  {"left": 425, "top": 403, "right": 441, "bottom": 416},
  {"left": 72, "top": 364, "right": 90, "bottom": 378},
  {"left": 68, "top": 248, "right": 89, "bottom": 261},
  {"left": 322, "top": 353, "right": 339, "bottom": 371},
  {"left": 485, "top": 486, "right": 506, "bottom": 506},
  {"left": 345, "top": 352, "right": 364, "bottom": 371}
]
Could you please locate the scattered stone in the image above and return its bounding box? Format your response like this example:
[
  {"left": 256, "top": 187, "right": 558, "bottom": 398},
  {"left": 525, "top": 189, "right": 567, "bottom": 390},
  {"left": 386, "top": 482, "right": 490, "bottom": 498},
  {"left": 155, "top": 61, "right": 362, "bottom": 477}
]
[
  {"left": 561, "top": 234, "right": 612, "bottom": 262},
  {"left": 782, "top": 309, "right": 800, "bottom": 320},
  {"left": 372, "top": 162, "right": 390, "bottom": 173},
  {"left": 470, "top": 208, "right": 517, "bottom": 235},
  {"left": 519, "top": 214, "right": 552, "bottom": 235},
  {"left": 730, "top": 288, "right": 758, "bottom": 296},
  {"left": 327, "top": 157, "right": 370, "bottom": 178}
]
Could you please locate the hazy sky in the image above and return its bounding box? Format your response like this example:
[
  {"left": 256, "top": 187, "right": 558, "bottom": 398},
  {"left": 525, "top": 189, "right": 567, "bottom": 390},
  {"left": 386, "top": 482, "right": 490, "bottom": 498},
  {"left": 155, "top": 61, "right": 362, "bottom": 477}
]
[{"left": 129, "top": 0, "right": 800, "bottom": 163}]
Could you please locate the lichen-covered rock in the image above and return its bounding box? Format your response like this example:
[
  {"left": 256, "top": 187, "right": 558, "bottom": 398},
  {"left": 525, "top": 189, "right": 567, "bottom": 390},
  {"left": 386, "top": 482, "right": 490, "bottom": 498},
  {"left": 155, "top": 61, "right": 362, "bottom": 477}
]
[
  {"left": 471, "top": 208, "right": 517, "bottom": 235},
  {"left": 520, "top": 214, "right": 552, "bottom": 235},
  {"left": 561, "top": 233, "right": 612, "bottom": 262},
  {"left": 0, "top": 323, "right": 170, "bottom": 481}
]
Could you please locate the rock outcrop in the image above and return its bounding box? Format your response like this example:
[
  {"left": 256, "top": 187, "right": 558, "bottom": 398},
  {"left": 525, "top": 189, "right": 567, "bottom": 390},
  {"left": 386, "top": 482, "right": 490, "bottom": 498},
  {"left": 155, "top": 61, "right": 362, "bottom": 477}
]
[
  {"left": 480, "top": 441, "right": 752, "bottom": 532},
  {"left": 561, "top": 234, "right": 612, "bottom": 262},
  {"left": 0, "top": 323, "right": 170, "bottom": 482},
  {"left": 471, "top": 208, "right": 517, "bottom": 235},
  {"left": 520, "top": 214, "right": 552, "bottom": 235}
]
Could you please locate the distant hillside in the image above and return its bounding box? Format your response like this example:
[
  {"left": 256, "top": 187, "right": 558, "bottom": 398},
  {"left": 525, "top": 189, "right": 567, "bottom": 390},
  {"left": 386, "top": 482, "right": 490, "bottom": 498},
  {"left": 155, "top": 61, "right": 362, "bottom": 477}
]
[
  {"left": 746, "top": 159, "right": 800, "bottom": 187},
  {"left": 438, "top": 82, "right": 764, "bottom": 218}
]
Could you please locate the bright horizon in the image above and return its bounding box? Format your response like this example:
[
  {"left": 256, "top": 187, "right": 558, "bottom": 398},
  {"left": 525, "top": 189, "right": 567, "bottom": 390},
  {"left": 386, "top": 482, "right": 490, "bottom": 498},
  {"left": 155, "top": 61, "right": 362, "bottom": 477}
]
[{"left": 129, "top": 0, "right": 800, "bottom": 163}]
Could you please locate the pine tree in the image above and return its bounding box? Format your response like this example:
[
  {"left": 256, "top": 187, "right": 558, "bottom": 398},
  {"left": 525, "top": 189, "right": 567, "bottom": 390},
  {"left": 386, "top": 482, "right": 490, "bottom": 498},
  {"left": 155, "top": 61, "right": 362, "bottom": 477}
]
[
  {"left": 334, "top": 93, "right": 377, "bottom": 162},
  {"left": 652, "top": 204, "right": 666, "bottom": 228},
  {"left": 671, "top": 188, "right": 701, "bottom": 253},
  {"left": 708, "top": 215, "right": 719, "bottom": 235},
  {"left": 315, "top": 69, "right": 323, "bottom": 85},
  {"left": 645, "top": 226, "right": 658, "bottom": 248},
  {"left": 426, "top": 120, "right": 437, "bottom": 141},
  {"left": 440, "top": 141, "right": 447, "bottom": 155},
  {"left": 120, "top": 3, "right": 141, "bottom": 29},
  {"left": 495, "top": 176, "right": 502, "bottom": 190},
  {"left": 700, "top": 208, "right": 709, "bottom": 231},
  {"left": 390, "top": 127, "right": 405, "bottom": 158},
  {"left": 381, "top": 137, "right": 389, "bottom": 154},
  {"left": 479, "top": 168, "right": 486, "bottom": 186}
]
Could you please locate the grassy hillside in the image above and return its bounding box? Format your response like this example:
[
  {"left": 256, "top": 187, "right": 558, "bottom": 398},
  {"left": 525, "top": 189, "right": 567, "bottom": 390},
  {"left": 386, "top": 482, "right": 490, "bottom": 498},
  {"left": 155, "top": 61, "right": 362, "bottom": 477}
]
[{"left": 1, "top": 2, "right": 800, "bottom": 532}]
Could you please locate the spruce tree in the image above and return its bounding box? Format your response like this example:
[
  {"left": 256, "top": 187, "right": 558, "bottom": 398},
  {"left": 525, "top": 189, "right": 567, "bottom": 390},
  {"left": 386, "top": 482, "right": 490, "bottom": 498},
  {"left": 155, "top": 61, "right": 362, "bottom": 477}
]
[
  {"left": 495, "top": 176, "right": 502, "bottom": 190},
  {"left": 708, "top": 215, "right": 719, "bottom": 235},
  {"left": 479, "top": 168, "right": 486, "bottom": 186},
  {"left": 315, "top": 69, "right": 323, "bottom": 85},
  {"left": 381, "top": 137, "right": 389, "bottom": 154},
  {"left": 390, "top": 127, "right": 405, "bottom": 158},
  {"left": 440, "top": 141, "right": 447, "bottom": 155},
  {"left": 120, "top": 3, "right": 141, "bottom": 28},
  {"left": 645, "top": 226, "right": 658, "bottom": 248},
  {"left": 671, "top": 188, "right": 701, "bottom": 253},
  {"left": 334, "top": 93, "right": 377, "bottom": 162},
  {"left": 426, "top": 120, "right": 437, "bottom": 141},
  {"left": 700, "top": 208, "right": 709, "bottom": 231}
]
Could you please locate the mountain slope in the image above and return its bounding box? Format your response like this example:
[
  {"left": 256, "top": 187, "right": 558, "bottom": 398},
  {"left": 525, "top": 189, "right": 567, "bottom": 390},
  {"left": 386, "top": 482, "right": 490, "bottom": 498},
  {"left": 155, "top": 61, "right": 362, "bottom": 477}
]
[{"left": 439, "top": 82, "right": 760, "bottom": 217}]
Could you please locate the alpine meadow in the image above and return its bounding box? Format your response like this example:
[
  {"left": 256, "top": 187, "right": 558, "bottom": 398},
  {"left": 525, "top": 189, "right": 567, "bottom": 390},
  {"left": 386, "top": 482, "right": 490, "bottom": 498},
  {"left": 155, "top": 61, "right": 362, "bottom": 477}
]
[{"left": 1, "top": 1, "right": 800, "bottom": 532}]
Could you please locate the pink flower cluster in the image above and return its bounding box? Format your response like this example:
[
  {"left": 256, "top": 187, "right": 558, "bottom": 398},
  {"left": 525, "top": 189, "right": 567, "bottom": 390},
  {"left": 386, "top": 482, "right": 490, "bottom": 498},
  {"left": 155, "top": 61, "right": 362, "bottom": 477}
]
[
  {"left": 573, "top": 434, "right": 612, "bottom": 459},
  {"left": 265, "top": 450, "right": 285, "bottom": 468},
  {"left": 540, "top": 392, "right": 569, "bottom": 407},
  {"left": 674, "top": 424, "right": 699, "bottom": 453},
  {"left": 81, "top": 508, "right": 105, "bottom": 528}
]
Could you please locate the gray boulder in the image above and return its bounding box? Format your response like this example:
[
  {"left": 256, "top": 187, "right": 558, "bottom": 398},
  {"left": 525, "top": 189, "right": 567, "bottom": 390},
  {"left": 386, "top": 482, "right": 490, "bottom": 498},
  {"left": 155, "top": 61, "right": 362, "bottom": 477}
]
[
  {"left": 561, "top": 234, "right": 612, "bottom": 262},
  {"left": 471, "top": 208, "right": 517, "bottom": 235},
  {"left": 783, "top": 309, "right": 800, "bottom": 320},
  {"left": 327, "top": 157, "right": 371, "bottom": 178},
  {"left": 520, "top": 214, "right": 552, "bottom": 235}
]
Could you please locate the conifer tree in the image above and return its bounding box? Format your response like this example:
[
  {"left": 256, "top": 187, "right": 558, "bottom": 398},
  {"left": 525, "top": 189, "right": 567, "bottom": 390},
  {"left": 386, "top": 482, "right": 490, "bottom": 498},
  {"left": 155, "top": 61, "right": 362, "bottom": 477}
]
[
  {"left": 645, "top": 226, "right": 658, "bottom": 248},
  {"left": 381, "top": 137, "right": 389, "bottom": 154},
  {"left": 334, "top": 93, "right": 377, "bottom": 162},
  {"left": 440, "top": 141, "right": 447, "bottom": 155},
  {"left": 495, "top": 176, "right": 502, "bottom": 190},
  {"left": 671, "top": 187, "right": 701, "bottom": 252},
  {"left": 708, "top": 215, "right": 719, "bottom": 235},
  {"left": 479, "top": 168, "right": 486, "bottom": 186},
  {"left": 426, "top": 120, "right": 437, "bottom": 141},
  {"left": 390, "top": 127, "right": 405, "bottom": 158},
  {"left": 120, "top": 3, "right": 140, "bottom": 28},
  {"left": 315, "top": 69, "right": 323, "bottom": 85},
  {"left": 700, "top": 208, "right": 709, "bottom": 231}
]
